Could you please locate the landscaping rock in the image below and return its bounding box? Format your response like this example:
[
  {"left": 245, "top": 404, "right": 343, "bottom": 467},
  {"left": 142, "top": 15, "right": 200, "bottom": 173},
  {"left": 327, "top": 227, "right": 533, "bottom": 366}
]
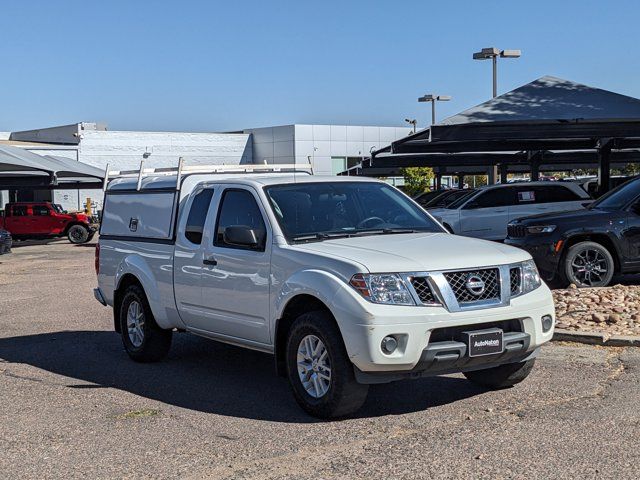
[{"left": 553, "top": 283, "right": 640, "bottom": 337}]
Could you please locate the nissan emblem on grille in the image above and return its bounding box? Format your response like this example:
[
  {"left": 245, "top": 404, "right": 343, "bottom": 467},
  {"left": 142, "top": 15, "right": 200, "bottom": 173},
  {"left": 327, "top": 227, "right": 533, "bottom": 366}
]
[
  {"left": 465, "top": 274, "right": 486, "bottom": 296},
  {"left": 443, "top": 268, "right": 500, "bottom": 303}
]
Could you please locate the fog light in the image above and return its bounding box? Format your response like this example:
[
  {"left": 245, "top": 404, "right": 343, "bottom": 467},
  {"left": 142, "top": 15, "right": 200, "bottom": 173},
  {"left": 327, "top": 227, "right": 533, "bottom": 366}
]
[
  {"left": 542, "top": 315, "right": 553, "bottom": 332},
  {"left": 381, "top": 336, "right": 398, "bottom": 354}
]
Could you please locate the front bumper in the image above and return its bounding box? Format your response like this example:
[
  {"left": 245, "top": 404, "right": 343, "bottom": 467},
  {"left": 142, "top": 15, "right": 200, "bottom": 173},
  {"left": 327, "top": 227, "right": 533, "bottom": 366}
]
[
  {"left": 505, "top": 236, "right": 562, "bottom": 281},
  {"left": 333, "top": 282, "right": 555, "bottom": 374}
]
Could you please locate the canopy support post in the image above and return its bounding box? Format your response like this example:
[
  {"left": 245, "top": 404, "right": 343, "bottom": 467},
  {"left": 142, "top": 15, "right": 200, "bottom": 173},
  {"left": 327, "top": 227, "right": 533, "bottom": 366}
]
[
  {"left": 597, "top": 138, "right": 613, "bottom": 197},
  {"left": 528, "top": 151, "right": 542, "bottom": 181},
  {"left": 499, "top": 163, "right": 508, "bottom": 183}
]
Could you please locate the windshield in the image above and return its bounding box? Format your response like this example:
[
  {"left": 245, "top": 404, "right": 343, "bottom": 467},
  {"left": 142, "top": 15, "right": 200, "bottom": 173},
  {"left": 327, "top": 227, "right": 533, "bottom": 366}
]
[
  {"left": 591, "top": 177, "right": 640, "bottom": 210},
  {"left": 52, "top": 204, "right": 64, "bottom": 213},
  {"left": 265, "top": 182, "right": 443, "bottom": 242},
  {"left": 445, "top": 189, "right": 478, "bottom": 209}
]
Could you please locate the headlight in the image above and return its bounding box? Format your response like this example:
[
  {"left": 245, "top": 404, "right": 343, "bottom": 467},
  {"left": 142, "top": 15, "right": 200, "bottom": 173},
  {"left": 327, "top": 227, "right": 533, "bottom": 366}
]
[
  {"left": 350, "top": 273, "right": 415, "bottom": 305},
  {"left": 526, "top": 225, "right": 556, "bottom": 234},
  {"left": 521, "top": 259, "right": 542, "bottom": 294}
]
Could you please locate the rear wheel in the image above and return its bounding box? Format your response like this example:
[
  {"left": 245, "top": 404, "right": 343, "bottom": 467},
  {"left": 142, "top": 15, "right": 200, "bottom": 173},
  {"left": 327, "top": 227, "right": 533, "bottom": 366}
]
[
  {"left": 286, "top": 311, "right": 369, "bottom": 419},
  {"left": 119, "top": 284, "right": 172, "bottom": 362},
  {"left": 464, "top": 359, "right": 535, "bottom": 389},
  {"left": 67, "top": 224, "right": 89, "bottom": 244},
  {"left": 563, "top": 241, "right": 614, "bottom": 287}
]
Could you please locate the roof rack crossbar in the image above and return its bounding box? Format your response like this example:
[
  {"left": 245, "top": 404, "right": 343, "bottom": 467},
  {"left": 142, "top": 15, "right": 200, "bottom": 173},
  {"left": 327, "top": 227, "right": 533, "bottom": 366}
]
[{"left": 107, "top": 161, "right": 314, "bottom": 178}]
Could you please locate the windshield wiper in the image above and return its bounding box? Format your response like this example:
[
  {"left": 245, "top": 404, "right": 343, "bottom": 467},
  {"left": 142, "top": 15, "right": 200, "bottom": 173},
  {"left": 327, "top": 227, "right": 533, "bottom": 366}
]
[
  {"left": 350, "top": 228, "right": 420, "bottom": 236},
  {"left": 291, "top": 232, "right": 354, "bottom": 243},
  {"left": 292, "top": 228, "right": 423, "bottom": 243}
]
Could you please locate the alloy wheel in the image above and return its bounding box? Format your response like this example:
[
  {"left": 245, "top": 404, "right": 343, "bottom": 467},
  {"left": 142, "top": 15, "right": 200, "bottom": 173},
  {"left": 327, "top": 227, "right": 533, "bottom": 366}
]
[
  {"left": 571, "top": 248, "right": 609, "bottom": 286},
  {"left": 126, "top": 300, "right": 145, "bottom": 347},
  {"left": 297, "top": 334, "right": 331, "bottom": 398}
]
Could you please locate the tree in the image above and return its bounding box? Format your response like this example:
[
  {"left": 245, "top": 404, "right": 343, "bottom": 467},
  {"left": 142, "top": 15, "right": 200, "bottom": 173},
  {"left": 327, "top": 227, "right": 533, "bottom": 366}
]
[{"left": 401, "top": 167, "right": 434, "bottom": 196}]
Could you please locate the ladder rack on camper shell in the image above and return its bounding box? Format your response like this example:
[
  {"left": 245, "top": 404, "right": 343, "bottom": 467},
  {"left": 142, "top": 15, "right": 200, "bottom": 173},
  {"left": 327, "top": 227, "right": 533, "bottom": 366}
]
[{"left": 102, "top": 157, "right": 314, "bottom": 191}]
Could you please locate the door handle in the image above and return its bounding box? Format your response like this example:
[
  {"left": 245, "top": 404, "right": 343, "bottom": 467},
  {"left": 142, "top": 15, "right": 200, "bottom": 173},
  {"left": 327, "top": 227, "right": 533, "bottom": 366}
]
[{"left": 203, "top": 256, "right": 217, "bottom": 266}]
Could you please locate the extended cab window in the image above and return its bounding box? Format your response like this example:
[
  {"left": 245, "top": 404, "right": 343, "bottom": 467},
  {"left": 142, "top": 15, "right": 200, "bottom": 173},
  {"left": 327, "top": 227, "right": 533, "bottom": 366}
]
[
  {"left": 32, "top": 205, "right": 51, "bottom": 216},
  {"left": 185, "top": 189, "right": 214, "bottom": 244},
  {"left": 215, "top": 189, "right": 266, "bottom": 250}
]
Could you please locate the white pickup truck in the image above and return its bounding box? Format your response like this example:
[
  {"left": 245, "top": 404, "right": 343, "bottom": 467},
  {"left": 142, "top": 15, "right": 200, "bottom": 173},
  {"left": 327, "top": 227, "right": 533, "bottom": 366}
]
[{"left": 94, "top": 164, "right": 555, "bottom": 418}]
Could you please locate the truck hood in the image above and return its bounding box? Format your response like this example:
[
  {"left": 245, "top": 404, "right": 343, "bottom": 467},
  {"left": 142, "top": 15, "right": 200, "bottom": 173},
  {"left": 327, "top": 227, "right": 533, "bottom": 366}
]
[{"left": 293, "top": 232, "right": 529, "bottom": 273}]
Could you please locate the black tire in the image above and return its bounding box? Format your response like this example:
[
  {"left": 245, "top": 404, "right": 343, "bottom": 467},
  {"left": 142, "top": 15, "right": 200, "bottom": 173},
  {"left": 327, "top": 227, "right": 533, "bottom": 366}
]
[
  {"left": 562, "top": 241, "right": 615, "bottom": 288},
  {"left": 67, "top": 224, "right": 90, "bottom": 244},
  {"left": 464, "top": 358, "right": 535, "bottom": 389},
  {"left": 119, "top": 284, "right": 172, "bottom": 362},
  {"left": 285, "top": 310, "right": 369, "bottom": 419}
]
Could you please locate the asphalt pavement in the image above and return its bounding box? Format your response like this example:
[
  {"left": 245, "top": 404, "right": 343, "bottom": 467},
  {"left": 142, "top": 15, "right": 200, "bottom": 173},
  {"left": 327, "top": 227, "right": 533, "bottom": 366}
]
[{"left": 0, "top": 239, "right": 639, "bottom": 479}]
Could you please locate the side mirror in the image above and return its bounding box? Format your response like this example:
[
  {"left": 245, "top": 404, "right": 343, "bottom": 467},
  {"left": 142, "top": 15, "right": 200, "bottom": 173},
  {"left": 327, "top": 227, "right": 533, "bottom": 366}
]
[{"left": 223, "top": 225, "right": 261, "bottom": 248}]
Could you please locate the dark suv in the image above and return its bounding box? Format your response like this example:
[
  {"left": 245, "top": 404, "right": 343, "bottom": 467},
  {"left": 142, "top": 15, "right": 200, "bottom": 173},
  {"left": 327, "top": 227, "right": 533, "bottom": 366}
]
[{"left": 505, "top": 177, "right": 640, "bottom": 287}]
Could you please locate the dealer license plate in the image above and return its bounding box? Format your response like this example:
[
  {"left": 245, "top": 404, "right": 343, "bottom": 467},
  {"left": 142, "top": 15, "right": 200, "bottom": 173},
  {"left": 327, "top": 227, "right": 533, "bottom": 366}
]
[{"left": 463, "top": 328, "right": 504, "bottom": 357}]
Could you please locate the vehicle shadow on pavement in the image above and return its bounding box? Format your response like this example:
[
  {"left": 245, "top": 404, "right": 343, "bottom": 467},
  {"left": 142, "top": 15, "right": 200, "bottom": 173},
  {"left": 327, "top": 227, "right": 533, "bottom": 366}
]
[
  {"left": 9, "top": 238, "right": 68, "bottom": 248},
  {"left": 0, "top": 330, "right": 485, "bottom": 422}
]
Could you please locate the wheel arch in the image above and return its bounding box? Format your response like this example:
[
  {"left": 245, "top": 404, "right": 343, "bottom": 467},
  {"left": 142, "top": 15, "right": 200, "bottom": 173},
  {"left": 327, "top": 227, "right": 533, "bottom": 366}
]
[
  {"left": 113, "top": 255, "right": 171, "bottom": 330},
  {"left": 274, "top": 294, "right": 337, "bottom": 377},
  {"left": 113, "top": 273, "right": 143, "bottom": 333},
  {"left": 62, "top": 221, "right": 89, "bottom": 236}
]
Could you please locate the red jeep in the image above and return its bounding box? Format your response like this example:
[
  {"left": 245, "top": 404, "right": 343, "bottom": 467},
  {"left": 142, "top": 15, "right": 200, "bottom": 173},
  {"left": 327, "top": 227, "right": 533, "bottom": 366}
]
[{"left": 0, "top": 202, "right": 97, "bottom": 244}]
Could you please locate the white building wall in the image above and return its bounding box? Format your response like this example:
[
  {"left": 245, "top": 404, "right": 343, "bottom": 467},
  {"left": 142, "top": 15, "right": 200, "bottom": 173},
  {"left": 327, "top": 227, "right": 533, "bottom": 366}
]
[
  {"left": 294, "top": 124, "right": 412, "bottom": 175},
  {"left": 73, "top": 130, "right": 253, "bottom": 210},
  {"left": 243, "top": 126, "right": 296, "bottom": 165},
  {"left": 245, "top": 124, "right": 412, "bottom": 175}
]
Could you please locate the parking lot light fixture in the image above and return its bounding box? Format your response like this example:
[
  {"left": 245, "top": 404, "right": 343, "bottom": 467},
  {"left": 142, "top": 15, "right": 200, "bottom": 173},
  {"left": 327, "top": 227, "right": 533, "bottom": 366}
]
[
  {"left": 472, "top": 47, "right": 521, "bottom": 98},
  {"left": 418, "top": 94, "right": 452, "bottom": 125}
]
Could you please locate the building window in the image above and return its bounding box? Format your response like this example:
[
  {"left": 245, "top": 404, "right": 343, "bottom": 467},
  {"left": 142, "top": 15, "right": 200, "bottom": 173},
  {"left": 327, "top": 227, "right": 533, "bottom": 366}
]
[
  {"left": 331, "top": 157, "right": 362, "bottom": 175},
  {"left": 331, "top": 157, "right": 346, "bottom": 175}
]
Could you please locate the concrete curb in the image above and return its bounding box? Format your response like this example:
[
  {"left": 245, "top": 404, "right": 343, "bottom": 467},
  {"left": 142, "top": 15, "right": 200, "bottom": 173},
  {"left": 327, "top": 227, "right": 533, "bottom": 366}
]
[{"left": 553, "top": 329, "right": 640, "bottom": 347}]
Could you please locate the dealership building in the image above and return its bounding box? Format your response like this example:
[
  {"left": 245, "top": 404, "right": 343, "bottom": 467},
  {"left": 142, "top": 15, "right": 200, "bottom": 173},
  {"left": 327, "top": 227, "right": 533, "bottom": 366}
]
[{"left": 0, "top": 122, "right": 411, "bottom": 212}]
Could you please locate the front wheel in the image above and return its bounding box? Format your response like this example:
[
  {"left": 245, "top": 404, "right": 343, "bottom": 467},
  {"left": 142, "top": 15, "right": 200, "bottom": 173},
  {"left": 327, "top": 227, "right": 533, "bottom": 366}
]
[
  {"left": 464, "top": 359, "right": 535, "bottom": 389},
  {"left": 286, "top": 311, "right": 369, "bottom": 419},
  {"left": 67, "top": 224, "right": 90, "bottom": 244},
  {"left": 119, "top": 285, "right": 172, "bottom": 362},
  {"left": 562, "top": 241, "right": 614, "bottom": 287}
]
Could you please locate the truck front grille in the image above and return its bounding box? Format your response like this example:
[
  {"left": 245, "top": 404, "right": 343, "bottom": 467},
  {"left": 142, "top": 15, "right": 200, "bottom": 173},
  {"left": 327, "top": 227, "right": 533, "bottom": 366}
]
[
  {"left": 507, "top": 224, "right": 527, "bottom": 238},
  {"left": 443, "top": 268, "right": 500, "bottom": 304},
  {"left": 410, "top": 276, "right": 438, "bottom": 304},
  {"left": 510, "top": 267, "right": 522, "bottom": 296}
]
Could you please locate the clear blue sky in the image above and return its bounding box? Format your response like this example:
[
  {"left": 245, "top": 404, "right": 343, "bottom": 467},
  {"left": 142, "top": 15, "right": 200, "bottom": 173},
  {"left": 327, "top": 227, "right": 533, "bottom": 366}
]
[{"left": 1, "top": 0, "right": 638, "bottom": 132}]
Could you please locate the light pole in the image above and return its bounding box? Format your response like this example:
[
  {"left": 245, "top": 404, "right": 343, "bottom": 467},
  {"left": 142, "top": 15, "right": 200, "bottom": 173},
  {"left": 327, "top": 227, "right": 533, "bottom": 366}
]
[
  {"left": 404, "top": 118, "right": 417, "bottom": 133},
  {"left": 418, "top": 94, "right": 452, "bottom": 125},
  {"left": 472, "top": 47, "right": 521, "bottom": 98}
]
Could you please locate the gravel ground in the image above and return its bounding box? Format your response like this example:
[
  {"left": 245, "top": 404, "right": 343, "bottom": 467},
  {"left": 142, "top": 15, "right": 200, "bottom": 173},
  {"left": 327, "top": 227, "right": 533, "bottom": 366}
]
[
  {"left": 1, "top": 239, "right": 639, "bottom": 479},
  {"left": 554, "top": 284, "right": 640, "bottom": 337}
]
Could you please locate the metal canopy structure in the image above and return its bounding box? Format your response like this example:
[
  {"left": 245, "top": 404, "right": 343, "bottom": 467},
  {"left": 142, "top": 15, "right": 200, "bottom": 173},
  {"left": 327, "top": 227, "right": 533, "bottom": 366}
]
[
  {"left": 351, "top": 76, "right": 640, "bottom": 194},
  {"left": 0, "top": 145, "right": 104, "bottom": 190}
]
